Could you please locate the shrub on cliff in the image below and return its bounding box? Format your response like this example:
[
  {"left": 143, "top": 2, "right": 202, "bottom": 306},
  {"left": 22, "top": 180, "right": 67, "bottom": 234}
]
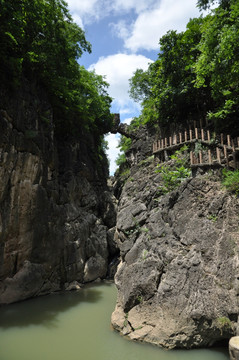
[
  {"left": 222, "top": 169, "right": 239, "bottom": 196},
  {"left": 156, "top": 145, "right": 191, "bottom": 194}
]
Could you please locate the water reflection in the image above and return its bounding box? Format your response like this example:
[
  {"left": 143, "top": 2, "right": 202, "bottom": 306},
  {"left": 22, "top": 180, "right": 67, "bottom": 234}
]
[
  {"left": 0, "top": 286, "right": 103, "bottom": 329},
  {"left": 0, "top": 282, "right": 230, "bottom": 360}
]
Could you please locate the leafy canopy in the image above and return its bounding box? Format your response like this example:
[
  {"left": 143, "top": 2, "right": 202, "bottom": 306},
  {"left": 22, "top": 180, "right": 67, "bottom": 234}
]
[
  {"left": 0, "top": 0, "right": 113, "bottom": 138},
  {"left": 128, "top": 0, "right": 239, "bottom": 136}
]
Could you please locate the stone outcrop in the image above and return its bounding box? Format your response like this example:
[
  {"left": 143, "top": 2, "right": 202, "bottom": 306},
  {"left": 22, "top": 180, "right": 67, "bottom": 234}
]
[
  {"left": 111, "top": 153, "right": 239, "bottom": 349},
  {"left": 0, "top": 80, "right": 117, "bottom": 304},
  {"left": 229, "top": 336, "right": 239, "bottom": 360}
]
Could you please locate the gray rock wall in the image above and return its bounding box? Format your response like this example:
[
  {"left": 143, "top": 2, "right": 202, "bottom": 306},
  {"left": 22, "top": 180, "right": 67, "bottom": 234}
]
[
  {"left": 112, "top": 156, "right": 239, "bottom": 349},
  {"left": 0, "top": 81, "right": 117, "bottom": 304}
]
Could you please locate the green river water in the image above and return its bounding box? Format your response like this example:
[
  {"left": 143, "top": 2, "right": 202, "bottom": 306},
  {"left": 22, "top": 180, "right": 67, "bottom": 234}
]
[{"left": 0, "top": 282, "right": 229, "bottom": 360}]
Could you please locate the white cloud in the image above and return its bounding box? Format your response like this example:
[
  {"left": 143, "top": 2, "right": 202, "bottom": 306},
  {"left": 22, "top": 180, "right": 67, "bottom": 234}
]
[
  {"left": 89, "top": 53, "right": 152, "bottom": 106},
  {"left": 110, "top": 20, "right": 131, "bottom": 40},
  {"left": 111, "top": 0, "right": 157, "bottom": 14},
  {"left": 67, "top": 0, "right": 157, "bottom": 23},
  {"left": 66, "top": 0, "right": 105, "bottom": 23},
  {"left": 71, "top": 13, "right": 84, "bottom": 29},
  {"left": 105, "top": 133, "right": 120, "bottom": 175},
  {"left": 67, "top": 0, "right": 203, "bottom": 51},
  {"left": 124, "top": 0, "right": 202, "bottom": 52},
  {"left": 66, "top": 0, "right": 98, "bottom": 14},
  {"left": 122, "top": 117, "right": 133, "bottom": 125}
]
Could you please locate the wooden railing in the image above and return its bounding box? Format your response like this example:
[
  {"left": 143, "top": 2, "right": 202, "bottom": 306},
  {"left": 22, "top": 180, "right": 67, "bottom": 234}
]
[
  {"left": 153, "top": 128, "right": 239, "bottom": 168},
  {"left": 153, "top": 128, "right": 239, "bottom": 153}
]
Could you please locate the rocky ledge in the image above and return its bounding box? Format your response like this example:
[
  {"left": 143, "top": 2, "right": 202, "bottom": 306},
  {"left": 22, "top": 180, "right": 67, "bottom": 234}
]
[{"left": 111, "top": 157, "right": 239, "bottom": 349}]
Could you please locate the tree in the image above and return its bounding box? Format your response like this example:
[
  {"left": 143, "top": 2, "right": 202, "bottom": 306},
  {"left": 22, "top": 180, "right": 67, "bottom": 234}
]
[
  {"left": 129, "top": 18, "right": 207, "bottom": 132},
  {"left": 0, "top": 0, "right": 113, "bottom": 138},
  {"left": 197, "top": 0, "right": 231, "bottom": 10},
  {"left": 195, "top": 0, "right": 239, "bottom": 134}
]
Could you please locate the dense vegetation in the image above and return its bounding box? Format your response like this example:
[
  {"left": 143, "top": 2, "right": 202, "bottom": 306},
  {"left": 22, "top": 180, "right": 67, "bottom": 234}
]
[
  {"left": 128, "top": 0, "right": 239, "bottom": 136},
  {"left": 0, "top": 0, "right": 113, "bottom": 138}
]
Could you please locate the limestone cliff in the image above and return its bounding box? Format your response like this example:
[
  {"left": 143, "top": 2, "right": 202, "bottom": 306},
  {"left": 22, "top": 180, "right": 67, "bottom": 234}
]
[
  {"left": 111, "top": 129, "right": 239, "bottom": 349},
  {"left": 0, "top": 80, "right": 117, "bottom": 304}
]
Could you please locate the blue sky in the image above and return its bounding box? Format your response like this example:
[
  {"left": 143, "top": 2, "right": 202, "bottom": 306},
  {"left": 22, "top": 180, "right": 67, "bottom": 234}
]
[{"left": 66, "top": 0, "right": 213, "bottom": 174}]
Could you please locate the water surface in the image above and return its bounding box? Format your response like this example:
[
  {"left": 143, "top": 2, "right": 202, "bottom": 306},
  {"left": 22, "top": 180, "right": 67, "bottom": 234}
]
[{"left": 0, "top": 282, "right": 229, "bottom": 360}]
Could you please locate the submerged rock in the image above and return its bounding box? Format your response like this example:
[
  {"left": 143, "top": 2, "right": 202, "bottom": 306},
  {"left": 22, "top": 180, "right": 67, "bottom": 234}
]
[{"left": 65, "top": 281, "right": 81, "bottom": 291}]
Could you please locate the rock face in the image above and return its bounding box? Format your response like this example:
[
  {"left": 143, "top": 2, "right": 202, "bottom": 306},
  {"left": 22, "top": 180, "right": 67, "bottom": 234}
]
[
  {"left": 0, "top": 81, "right": 117, "bottom": 304},
  {"left": 229, "top": 336, "right": 239, "bottom": 360},
  {"left": 111, "top": 154, "right": 239, "bottom": 349}
]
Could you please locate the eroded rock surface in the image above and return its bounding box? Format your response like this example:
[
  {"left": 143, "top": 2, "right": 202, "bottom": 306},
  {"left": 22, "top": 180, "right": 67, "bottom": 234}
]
[
  {"left": 112, "top": 157, "right": 239, "bottom": 349},
  {"left": 0, "top": 81, "right": 117, "bottom": 304}
]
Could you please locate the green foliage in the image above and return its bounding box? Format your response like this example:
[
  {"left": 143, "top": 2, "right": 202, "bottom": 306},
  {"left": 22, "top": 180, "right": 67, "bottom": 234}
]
[
  {"left": 194, "top": 142, "right": 207, "bottom": 157},
  {"left": 115, "top": 153, "right": 127, "bottom": 167},
  {"left": 222, "top": 169, "right": 239, "bottom": 195},
  {"left": 158, "top": 165, "right": 191, "bottom": 194},
  {"left": 123, "top": 313, "right": 129, "bottom": 327},
  {"left": 129, "top": 18, "right": 207, "bottom": 128},
  {"left": 156, "top": 146, "right": 191, "bottom": 194},
  {"left": 207, "top": 214, "right": 218, "bottom": 222},
  {"left": 115, "top": 135, "right": 132, "bottom": 167},
  {"left": 120, "top": 168, "right": 130, "bottom": 178},
  {"left": 216, "top": 316, "right": 232, "bottom": 334},
  {"left": 194, "top": 0, "right": 239, "bottom": 133},
  {"left": 129, "top": 68, "right": 152, "bottom": 103},
  {"left": 0, "top": 0, "right": 113, "bottom": 140},
  {"left": 118, "top": 136, "right": 132, "bottom": 153},
  {"left": 128, "top": 1, "right": 239, "bottom": 136},
  {"left": 141, "top": 249, "right": 148, "bottom": 261},
  {"left": 197, "top": 0, "right": 231, "bottom": 10}
]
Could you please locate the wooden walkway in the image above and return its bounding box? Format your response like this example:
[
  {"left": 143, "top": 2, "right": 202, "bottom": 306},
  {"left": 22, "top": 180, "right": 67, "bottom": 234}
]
[{"left": 153, "top": 128, "right": 239, "bottom": 169}]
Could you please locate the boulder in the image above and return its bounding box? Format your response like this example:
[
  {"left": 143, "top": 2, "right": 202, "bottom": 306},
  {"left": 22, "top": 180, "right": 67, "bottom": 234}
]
[{"left": 229, "top": 337, "right": 239, "bottom": 360}]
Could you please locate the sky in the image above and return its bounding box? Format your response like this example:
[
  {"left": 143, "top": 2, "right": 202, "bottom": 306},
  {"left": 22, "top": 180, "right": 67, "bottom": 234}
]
[{"left": 66, "top": 0, "right": 212, "bottom": 175}]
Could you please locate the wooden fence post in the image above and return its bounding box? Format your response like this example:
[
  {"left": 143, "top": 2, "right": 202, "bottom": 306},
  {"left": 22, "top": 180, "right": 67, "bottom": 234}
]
[
  {"left": 185, "top": 131, "right": 187, "bottom": 142},
  {"left": 189, "top": 129, "right": 193, "bottom": 141},
  {"left": 195, "top": 128, "right": 198, "bottom": 139},
  {"left": 216, "top": 147, "right": 221, "bottom": 164},
  {"left": 207, "top": 130, "right": 211, "bottom": 142},
  {"left": 190, "top": 151, "right": 194, "bottom": 165},
  {"left": 179, "top": 133, "right": 182, "bottom": 143},
  {"left": 201, "top": 129, "right": 205, "bottom": 141},
  {"left": 208, "top": 149, "right": 212, "bottom": 164},
  {"left": 199, "top": 150, "right": 203, "bottom": 164},
  {"left": 169, "top": 136, "right": 172, "bottom": 146},
  {"left": 165, "top": 137, "right": 168, "bottom": 147},
  {"left": 227, "top": 135, "right": 231, "bottom": 147},
  {"left": 224, "top": 145, "right": 229, "bottom": 167},
  {"left": 220, "top": 133, "right": 224, "bottom": 145}
]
